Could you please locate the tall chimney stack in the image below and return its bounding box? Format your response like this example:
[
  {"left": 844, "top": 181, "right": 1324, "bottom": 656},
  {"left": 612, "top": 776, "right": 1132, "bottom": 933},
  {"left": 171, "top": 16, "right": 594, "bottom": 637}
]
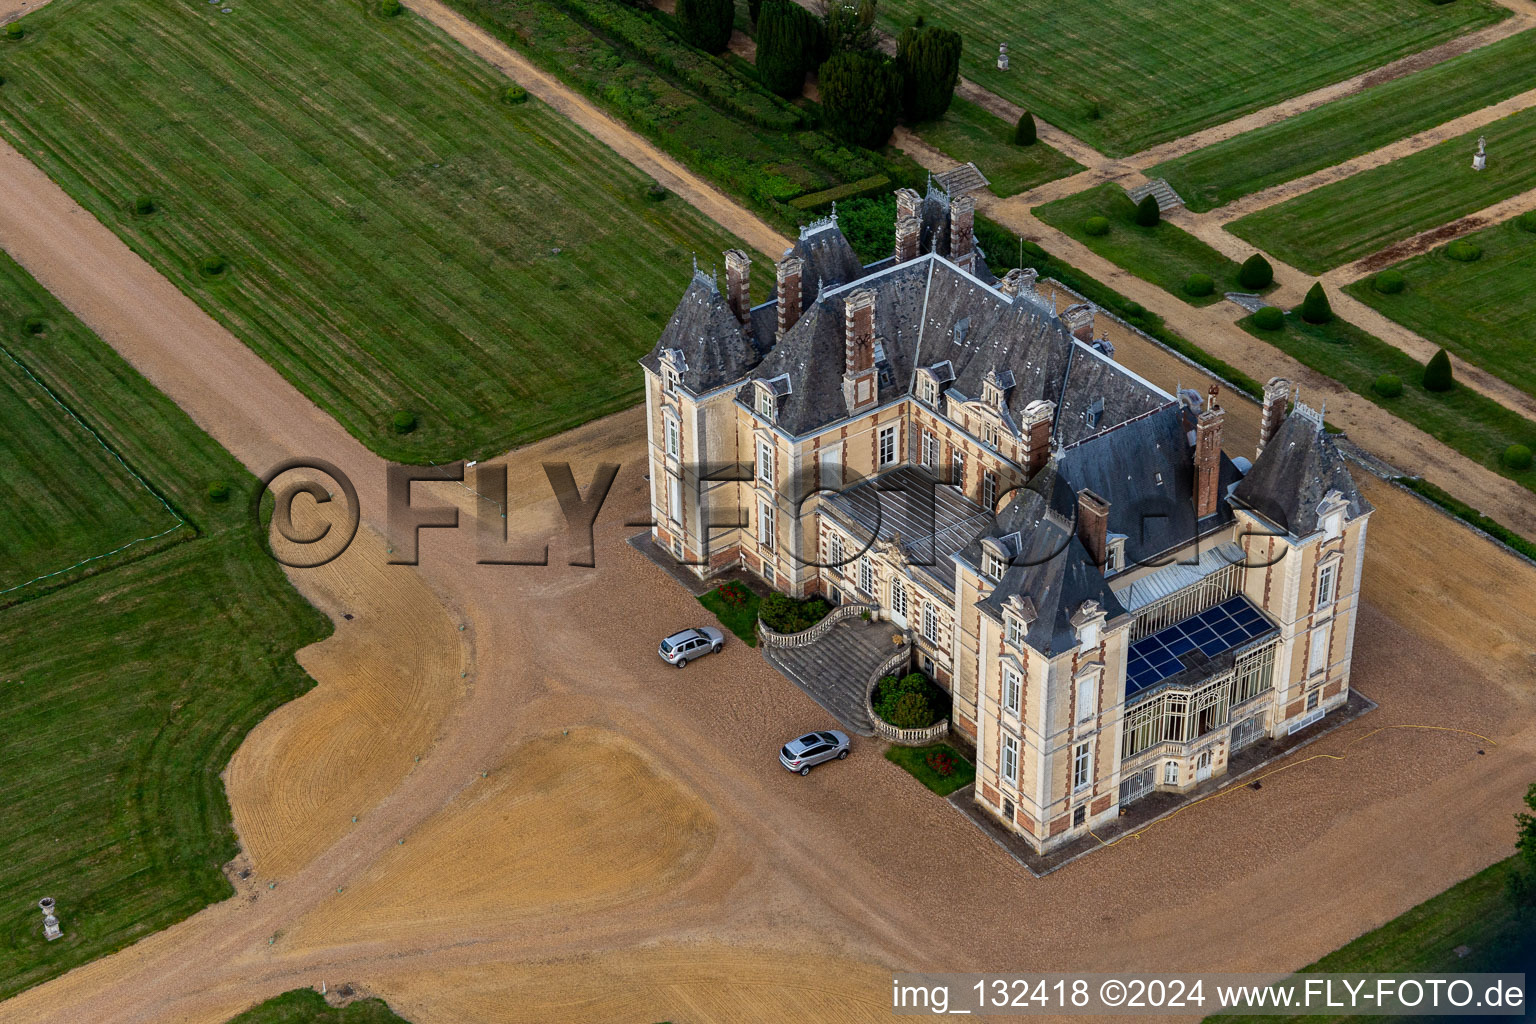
[
  {"left": 775, "top": 254, "right": 803, "bottom": 341},
  {"left": 1076, "top": 489, "right": 1110, "bottom": 573},
  {"left": 894, "top": 187, "right": 922, "bottom": 263},
  {"left": 1021, "top": 399, "right": 1055, "bottom": 476},
  {"left": 950, "top": 194, "right": 976, "bottom": 274},
  {"left": 724, "top": 249, "right": 751, "bottom": 328},
  {"left": 1195, "top": 384, "right": 1225, "bottom": 519},
  {"left": 841, "top": 289, "right": 878, "bottom": 415},
  {"left": 1061, "top": 303, "right": 1095, "bottom": 342},
  {"left": 1000, "top": 267, "right": 1038, "bottom": 299},
  {"left": 1257, "top": 376, "right": 1290, "bottom": 459}
]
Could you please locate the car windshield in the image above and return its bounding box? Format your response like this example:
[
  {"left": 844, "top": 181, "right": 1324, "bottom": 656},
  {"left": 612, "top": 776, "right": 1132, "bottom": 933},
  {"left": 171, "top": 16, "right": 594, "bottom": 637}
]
[{"left": 660, "top": 639, "right": 674, "bottom": 654}]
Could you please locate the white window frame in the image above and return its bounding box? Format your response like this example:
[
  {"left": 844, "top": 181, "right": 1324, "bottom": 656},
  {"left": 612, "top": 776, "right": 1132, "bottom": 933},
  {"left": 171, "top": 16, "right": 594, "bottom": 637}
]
[
  {"left": 757, "top": 439, "right": 773, "bottom": 484},
  {"left": 664, "top": 414, "right": 680, "bottom": 459},
  {"left": 757, "top": 388, "right": 775, "bottom": 418},
  {"left": 859, "top": 558, "right": 874, "bottom": 596},
  {"left": 1163, "top": 760, "right": 1179, "bottom": 785},
  {"left": 1002, "top": 665, "right": 1021, "bottom": 714},
  {"left": 667, "top": 473, "right": 682, "bottom": 523},
  {"left": 983, "top": 550, "right": 1006, "bottom": 581},
  {"left": 820, "top": 443, "right": 842, "bottom": 490},
  {"left": 982, "top": 470, "right": 997, "bottom": 511},
  {"left": 828, "top": 532, "right": 844, "bottom": 569},
  {"left": 1005, "top": 616, "right": 1024, "bottom": 647},
  {"left": 878, "top": 425, "right": 897, "bottom": 466},
  {"left": 1079, "top": 621, "right": 1100, "bottom": 649},
  {"left": 950, "top": 447, "right": 965, "bottom": 490},
  {"left": 1076, "top": 672, "right": 1096, "bottom": 723},
  {"left": 1317, "top": 560, "right": 1339, "bottom": 611},
  {"left": 1324, "top": 510, "right": 1343, "bottom": 540},
  {"left": 922, "top": 604, "right": 939, "bottom": 644},
  {"left": 1308, "top": 625, "right": 1329, "bottom": 677},
  {"left": 757, "top": 498, "right": 774, "bottom": 550},
  {"left": 1073, "top": 741, "right": 1091, "bottom": 791},
  {"left": 890, "top": 579, "right": 907, "bottom": 618},
  {"left": 921, "top": 429, "right": 939, "bottom": 469},
  {"left": 1001, "top": 734, "right": 1018, "bottom": 787}
]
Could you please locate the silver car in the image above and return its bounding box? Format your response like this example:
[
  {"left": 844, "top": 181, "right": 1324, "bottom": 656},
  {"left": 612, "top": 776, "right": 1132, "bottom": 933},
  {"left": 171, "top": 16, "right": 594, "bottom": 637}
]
[
  {"left": 779, "top": 730, "right": 850, "bottom": 775},
  {"left": 658, "top": 626, "right": 724, "bottom": 667}
]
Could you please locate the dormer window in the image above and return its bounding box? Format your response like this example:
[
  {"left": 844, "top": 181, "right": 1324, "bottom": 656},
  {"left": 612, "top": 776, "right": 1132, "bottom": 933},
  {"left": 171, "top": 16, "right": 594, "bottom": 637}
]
[
  {"left": 1005, "top": 616, "right": 1024, "bottom": 647},
  {"left": 1105, "top": 534, "right": 1127, "bottom": 574},
  {"left": 980, "top": 538, "right": 1009, "bottom": 581},
  {"left": 1318, "top": 490, "right": 1347, "bottom": 540},
  {"left": 664, "top": 367, "right": 680, "bottom": 393},
  {"left": 921, "top": 376, "right": 938, "bottom": 405},
  {"left": 1324, "top": 511, "right": 1343, "bottom": 540},
  {"left": 757, "top": 387, "right": 775, "bottom": 419}
]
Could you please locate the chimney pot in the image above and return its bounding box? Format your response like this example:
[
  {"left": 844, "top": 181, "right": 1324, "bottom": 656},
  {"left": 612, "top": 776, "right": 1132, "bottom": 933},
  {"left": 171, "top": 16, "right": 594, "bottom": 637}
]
[
  {"left": 950, "top": 194, "right": 976, "bottom": 274},
  {"left": 1076, "top": 489, "right": 1111, "bottom": 573},
  {"left": 724, "top": 249, "right": 751, "bottom": 328},
  {"left": 1195, "top": 385, "right": 1225, "bottom": 519},
  {"left": 1257, "top": 376, "right": 1290, "bottom": 458},
  {"left": 775, "top": 255, "right": 804, "bottom": 341},
  {"left": 1021, "top": 399, "right": 1054, "bottom": 476}
]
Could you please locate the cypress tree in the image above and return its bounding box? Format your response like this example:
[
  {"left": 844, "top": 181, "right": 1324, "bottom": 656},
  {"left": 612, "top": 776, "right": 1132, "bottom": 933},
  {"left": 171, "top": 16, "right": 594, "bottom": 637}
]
[
  {"left": 819, "top": 50, "right": 904, "bottom": 149},
  {"left": 677, "top": 0, "right": 733, "bottom": 53},
  {"left": 1014, "top": 111, "right": 1037, "bottom": 146},
  {"left": 1300, "top": 282, "right": 1333, "bottom": 324},
  {"left": 896, "top": 25, "right": 962, "bottom": 122},
  {"left": 755, "top": 0, "right": 821, "bottom": 97},
  {"left": 1423, "top": 348, "right": 1455, "bottom": 391},
  {"left": 1134, "top": 194, "right": 1160, "bottom": 227},
  {"left": 1238, "top": 253, "right": 1273, "bottom": 290},
  {"left": 749, "top": 0, "right": 763, "bottom": 24}
]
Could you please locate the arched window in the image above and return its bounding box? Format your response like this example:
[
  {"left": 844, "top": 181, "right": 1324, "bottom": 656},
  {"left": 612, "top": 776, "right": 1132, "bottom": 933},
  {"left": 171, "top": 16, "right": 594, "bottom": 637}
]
[{"left": 1163, "top": 760, "right": 1179, "bottom": 785}]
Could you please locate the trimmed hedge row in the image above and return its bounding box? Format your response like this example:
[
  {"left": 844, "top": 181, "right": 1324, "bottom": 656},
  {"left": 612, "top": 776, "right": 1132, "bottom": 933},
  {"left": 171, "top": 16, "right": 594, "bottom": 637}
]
[{"left": 788, "top": 173, "right": 891, "bottom": 211}]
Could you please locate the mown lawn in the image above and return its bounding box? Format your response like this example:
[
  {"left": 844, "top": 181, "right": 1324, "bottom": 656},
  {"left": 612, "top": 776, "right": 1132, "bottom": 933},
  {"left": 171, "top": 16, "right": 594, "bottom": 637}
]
[
  {"left": 1154, "top": 28, "right": 1536, "bottom": 212},
  {"left": 1208, "top": 858, "right": 1535, "bottom": 1023},
  {"left": 1227, "top": 104, "right": 1536, "bottom": 274},
  {"left": 698, "top": 581, "right": 760, "bottom": 647},
  {"left": 0, "top": 0, "right": 753, "bottom": 463},
  {"left": 0, "top": 253, "right": 187, "bottom": 597},
  {"left": 1035, "top": 184, "right": 1262, "bottom": 306},
  {"left": 1238, "top": 310, "right": 1536, "bottom": 495},
  {"left": 0, "top": 262, "right": 328, "bottom": 997},
  {"left": 872, "top": 0, "right": 1502, "bottom": 156},
  {"left": 227, "top": 989, "right": 412, "bottom": 1023},
  {"left": 909, "top": 97, "right": 1082, "bottom": 198},
  {"left": 885, "top": 743, "right": 976, "bottom": 797},
  {"left": 1344, "top": 217, "right": 1536, "bottom": 398}
]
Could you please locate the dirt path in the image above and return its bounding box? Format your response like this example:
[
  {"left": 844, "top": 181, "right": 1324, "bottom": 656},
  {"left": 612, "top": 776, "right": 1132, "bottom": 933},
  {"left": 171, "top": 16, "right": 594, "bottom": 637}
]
[{"left": 402, "top": 0, "right": 791, "bottom": 262}]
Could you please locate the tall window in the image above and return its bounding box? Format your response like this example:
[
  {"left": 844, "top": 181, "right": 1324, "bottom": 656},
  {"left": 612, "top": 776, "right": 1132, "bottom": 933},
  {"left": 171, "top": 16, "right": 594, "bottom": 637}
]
[
  {"left": 878, "top": 425, "right": 897, "bottom": 466},
  {"left": 922, "top": 604, "right": 939, "bottom": 644},
  {"left": 921, "top": 377, "right": 937, "bottom": 405},
  {"left": 950, "top": 447, "right": 965, "bottom": 490},
  {"left": 982, "top": 470, "right": 997, "bottom": 511},
  {"left": 859, "top": 558, "right": 874, "bottom": 596},
  {"left": 1309, "top": 626, "right": 1328, "bottom": 676},
  {"left": 1005, "top": 617, "right": 1024, "bottom": 647},
  {"left": 921, "top": 430, "right": 939, "bottom": 469},
  {"left": 1002, "top": 665, "right": 1021, "bottom": 714},
  {"left": 1317, "top": 562, "right": 1338, "bottom": 610},
  {"left": 757, "top": 439, "right": 773, "bottom": 483},
  {"left": 1076, "top": 673, "right": 1096, "bottom": 723},
  {"left": 1074, "top": 742, "right": 1090, "bottom": 791},
  {"left": 820, "top": 443, "right": 842, "bottom": 490},
  {"left": 828, "top": 533, "right": 844, "bottom": 568},
  {"left": 664, "top": 416, "right": 680, "bottom": 459},
  {"left": 667, "top": 474, "right": 682, "bottom": 523},
  {"left": 1001, "top": 734, "right": 1018, "bottom": 786},
  {"left": 890, "top": 580, "right": 907, "bottom": 618},
  {"left": 1163, "top": 761, "right": 1179, "bottom": 785},
  {"left": 757, "top": 499, "right": 774, "bottom": 549}
]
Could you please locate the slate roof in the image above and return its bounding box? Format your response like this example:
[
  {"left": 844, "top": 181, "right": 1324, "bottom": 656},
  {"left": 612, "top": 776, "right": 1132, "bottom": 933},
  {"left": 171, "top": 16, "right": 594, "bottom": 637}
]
[
  {"left": 1231, "top": 410, "right": 1371, "bottom": 536},
  {"left": 638, "top": 271, "right": 768, "bottom": 394}
]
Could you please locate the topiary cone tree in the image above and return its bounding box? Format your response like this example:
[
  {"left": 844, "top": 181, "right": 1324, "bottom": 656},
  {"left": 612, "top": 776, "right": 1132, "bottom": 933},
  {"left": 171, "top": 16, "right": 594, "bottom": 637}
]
[
  {"left": 1014, "top": 111, "right": 1037, "bottom": 146},
  {"left": 1134, "top": 194, "right": 1160, "bottom": 227},
  {"left": 1423, "top": 348, "right": 1455, "bottom": 392},
  {"left": 1300, "top": 282, "right": 1333, "bottom": 324},
  {"left": 678, "top": 0, "right": 734, "bottom": 53},
  {"left": 1238, "top": 253, "right": 1273, "bottom": 290}
]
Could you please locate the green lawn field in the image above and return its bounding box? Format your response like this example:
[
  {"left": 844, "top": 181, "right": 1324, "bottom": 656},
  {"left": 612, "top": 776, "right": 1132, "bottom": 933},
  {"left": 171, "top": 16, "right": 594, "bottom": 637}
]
[
  {"left": 227, "top": 990, "right": 412, "bottom": 1023},
  {"left": 1034, "top": 184, "right": 1261, "bottom": 306},
  {"left": 0, "top": 254, "right": 187, "bottom": 596},
  {"left": 1238, "top": 310, "right": 1536, "bottom": 496},
  {"left": 0, "top": 261, "right": 328, "bottom": 996},
  {"left": 1344, "top": 217, "right": 1536, "bottom": 398},
  {"left": 1227, "top": 105, "right": 1536, "bottom": 274},
  {"left": 910, "top": 97, "right": 1082, "bottom": 198},
  {"left": 874, "top": 0, "right": 1502, "bottom": 156},
  {"left": 0, "top": 0, "right": 753, "bottom": 463},
  {"left": 1153, "top": 29, "right": 1536, "bottom": 213}
]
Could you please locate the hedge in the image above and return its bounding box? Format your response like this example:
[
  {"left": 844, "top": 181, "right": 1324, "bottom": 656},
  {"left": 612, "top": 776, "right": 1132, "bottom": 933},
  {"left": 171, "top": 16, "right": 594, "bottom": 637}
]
[
  {"left": 1446, "top": 239, "right": 1482, "bottom": 262},
  {"left": 1502, "top": 443, "right": 1534, "bottom": 470},
  {"left": 1083, "top": 215, "right": 1110, "bottom": 236},
  {"left": 1373, "top": 373, "right": 1404, "bottom": 397},
  {"left": 1183, "top": 273, "right": 1214, "bottom": 297},
  {"left": 788, "top": 173, "right": 891, "bottom": 211},
  {"left": 1373, "top": 269, "right": 1405, "bottom": 294},
  {"left": 1253, "top": 305, "right": 1285, "bottom": 331}
]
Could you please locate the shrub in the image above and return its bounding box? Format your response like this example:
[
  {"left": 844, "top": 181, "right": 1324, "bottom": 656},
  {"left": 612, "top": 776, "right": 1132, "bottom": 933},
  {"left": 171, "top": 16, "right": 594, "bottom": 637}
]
[
  {"left": 1083, "top": 215, "right": 1110, "bottom": 237},
  {"left": 872, "top": 671, "right": 946, "bottom": 729},
  {"left": 1373, "top": 373, "right": 1404, "bottom": 398},
  {"left": 1238, "top": 253, "right": 1273, "bottom": 290},
  {"left": 378, "top": 0, "right": 402, "bottom": 15},
  {"left": 1252, "top": 306, "right": 1285, "bottom": 331},
  {"left": 207, "top": 480, "right": 231, "bottom": 502},
  {"left": 1520, "top": 211, "right": 1536, "bottom": 233},
  {"left": 758, "top": 592, "right": 831, "bottom": 633},
  {"left": 889, "top": 690, "right": 934, "bottom": 729},
  {"left": 132, "top": 196, "right": 157, "bottom": 216},
  {"left": 1014, "top": 111, "right": 1036, "bottom": 146},
  {"left": 1183, "top": 273, "right": 1214, "bottom": 297},
  {"left": 1422, "top": 348, "right": 1455, "bottom": 392},
  {"left": 5, "top": 23, "right": 24, "bottom": 40},
  {"left": 1373, "top": 269, "right": 1405, "bottom": 294},
  {"left": 1085, "top": 99, "right": 1101, "bottom": 120},
  {"left": 501, "top": 84, "right": 528, "bottom": 104},
  {"left": 1502, "top": 444, "right": 1534, "bottom": 470},
  {"left": 1299, "top": 282, "right": 1333, "bottom": 324},
  {"left": 391, "top": 410, "right": 418, "bottom": 433},
  {"left": 756, "top": 0, "right": 822, "bottom": 98},
  {"left": 1134, "top": 194, "right": 1160, "bottom": 227},
  {"left": 645, "top": 182, "right": 668, "bottom": 202},
  {"left": 818, "top": 50, "right": 903, "bottom": 149},
  {"left": 822, "top": 0, "right": 876, "bottom": 54},
  {"left": 198, "top": 255, "right": 228, "bottom": 278},
  {"left": 896, "top": 25, "right": 961, "bottom": 121},
  {"left": 925, "top": 748, "right": 956, "bottom": 777},
  {"left": 1445, "top": 239, "right": 1482, "bottom": 262},
  {"left": 677, "top": 0, "right": 734, "bottom": 52}
]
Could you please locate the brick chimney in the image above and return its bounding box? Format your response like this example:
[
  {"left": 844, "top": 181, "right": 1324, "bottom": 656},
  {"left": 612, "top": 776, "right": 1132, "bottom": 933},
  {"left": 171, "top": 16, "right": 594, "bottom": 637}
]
[
  {"left": 1257, "top": 376, "right": 1290, "bottom": 459},
  {"left": 1000, "top": 267, "right": 1037, "bottom": 299},
  {"left": 950, "top": 194, "right": 976, "bottom": 274},
  {"left": 1061, "top": 303, "right": 1095, "bottom": 342},
  {"left": 1076, "top": 488, "right": 1110, "bottom": 573},
  {"left": 1021, "top": 399, "right": 1054, "bottom": 476},
  {"left": 1195, "top": 384, "right": 1225, "bottom": 519},
  {"left": 896, "top": 187, "right": 921, "bottom": 224},
  {"left": 841, "top": 289, "right": 878, "bottom": 415},
  {"left": 775, "top": 254, "right": 803, "bottom": 341},
  {"left": 894, "top": 188, "right": 922, "bottom": 263},
  {"left": 724, "top": 249, "right": 751, "bottom": 328}
]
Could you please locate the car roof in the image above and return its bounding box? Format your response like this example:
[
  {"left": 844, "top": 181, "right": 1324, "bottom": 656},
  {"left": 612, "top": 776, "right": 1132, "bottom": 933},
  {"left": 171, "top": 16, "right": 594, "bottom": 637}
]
[{"left": 664, "top": 629, "right": 703, "bottom": 643}]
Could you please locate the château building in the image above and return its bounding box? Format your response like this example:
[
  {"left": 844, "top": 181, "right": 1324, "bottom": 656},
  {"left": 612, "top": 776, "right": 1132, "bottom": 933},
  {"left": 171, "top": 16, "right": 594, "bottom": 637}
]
[{"left": 640, "top": 186, "right": 1371, "bottom": 854}]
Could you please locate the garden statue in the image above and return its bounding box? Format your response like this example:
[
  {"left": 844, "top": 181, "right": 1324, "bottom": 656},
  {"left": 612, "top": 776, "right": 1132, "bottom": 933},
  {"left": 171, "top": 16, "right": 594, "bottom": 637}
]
[
  {"left": 998, "top": 42, "right": 1009, "bottom": 71},
  {"left": 1473, "top": 135, "right": 1486, "bottom": 172}
]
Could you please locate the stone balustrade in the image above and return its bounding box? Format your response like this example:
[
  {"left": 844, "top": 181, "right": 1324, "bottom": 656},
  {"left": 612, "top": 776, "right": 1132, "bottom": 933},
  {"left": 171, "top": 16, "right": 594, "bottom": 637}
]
[
  {"left": 757, "top": 602, "right": 877, "bottom": 649},
  {"left": 863, "top": 643, "right": 951, "bottom": 746}
]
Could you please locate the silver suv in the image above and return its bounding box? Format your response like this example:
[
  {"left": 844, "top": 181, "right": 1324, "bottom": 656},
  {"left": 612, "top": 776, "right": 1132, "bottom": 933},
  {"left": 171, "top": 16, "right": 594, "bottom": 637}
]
[
  {"left": 658, "top": 627, "right": 724, "bottom": 667},
  {"left": 779, "top": 730, "right": 850, "bottom": 775}
]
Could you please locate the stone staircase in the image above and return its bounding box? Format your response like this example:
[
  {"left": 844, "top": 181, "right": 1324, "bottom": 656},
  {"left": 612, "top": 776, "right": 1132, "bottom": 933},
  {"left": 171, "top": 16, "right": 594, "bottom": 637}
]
[
  {"left": 762, "top": 617, "right": 908, "bottom": 736},
  {"left": 1126, "top": 178, "right": 1184, "bottom": 212}
]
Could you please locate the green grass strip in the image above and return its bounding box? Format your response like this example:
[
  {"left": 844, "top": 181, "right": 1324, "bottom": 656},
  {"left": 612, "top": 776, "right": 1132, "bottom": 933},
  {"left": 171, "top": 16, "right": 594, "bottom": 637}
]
[
  {"left": 885, "top": 743, "right": 977, "bottom": 797},
  {"left": 697, "top": 582, "right": 760, "bottom": 647},
  {"left": 909, "top": 96, "right": 1082, "bottom": 198}
]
